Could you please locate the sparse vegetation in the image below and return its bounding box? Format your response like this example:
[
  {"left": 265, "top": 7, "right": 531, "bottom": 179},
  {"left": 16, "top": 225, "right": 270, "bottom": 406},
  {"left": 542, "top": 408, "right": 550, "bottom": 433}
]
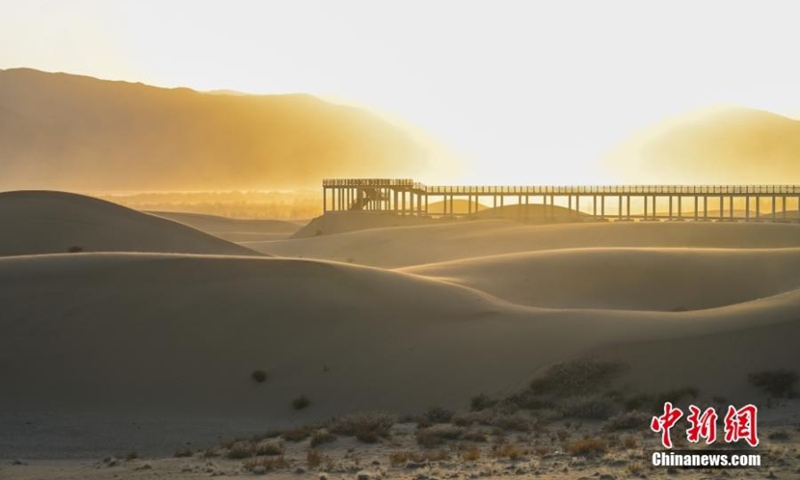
[
  {"left": 310, "top": 430, "right": 337, "bottom": 447},
  {"left": 251, "top": 369, "right": 268, "bottom": 383},
  {"left": 529, "top": 359, "right": 623, "bottom": 397},
  {"left": 558, "top": 395, "right": 616, "bottom": 420},
  {"left": 306, "top": 449, "right": 324, "bottom": 468},
  {"left": 605, "top": 410, "right": 651, "bottom": 431},
  {"left": 461, "top": 447, "right": 481, "bottom": 461},
  {"left": 328, "top": 411, "right": 396, "bottom": 443},
  {"left": 624, "top": 386, "right": 699, "bottom": 411},
  {"left": 462, "top": 431, "right": 489, "bottom": 443},
  {"left": 67, "top": 245, "right": 84, "bottom": 253},
  {"left": 622, "top": 435, "right": 638, "bottom": 449},
  {"left": 626, "top": 461, "right": 647, "bottom": 475},
  {"left": 124, "top": 451, "right": 139, "bottom": 461},
  {"left": 415, "top": 425, "right": 464, "bottom": 448},
  {"left": 490, "top": 443, "right": 525, "bottom": 460},
  {"left": 567, "top": 436, "right": 607, "bottom": 457},
  {"left": 470, "top": 393, "right": 497, "bottom": 411},
  {"left": 424, "top": 405, "right": 455, "bottom": 424},
  {"left": 255, "top": 442, "right": 284, "bottom": 456},
  {"left": 749, "top": 370, "right": 798, "bottom": 398},
  {"left": 226, "top": 440, "right": 255, "bottom": 459},
  {"left": 281, "top": 426, "right": 314, "bottom": 442},
  {"left": 292, "top": 394, "right": 311, "bottom": 410},
  {"left": 173, "top": 448, "right": 193, "bottom": 458}
]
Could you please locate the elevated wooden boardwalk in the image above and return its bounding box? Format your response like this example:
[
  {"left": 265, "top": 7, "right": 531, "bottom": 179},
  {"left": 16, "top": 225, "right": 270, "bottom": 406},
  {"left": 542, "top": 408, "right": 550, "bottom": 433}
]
[{"left": 323, "top": 178, "right": 800, "bottom": 222}]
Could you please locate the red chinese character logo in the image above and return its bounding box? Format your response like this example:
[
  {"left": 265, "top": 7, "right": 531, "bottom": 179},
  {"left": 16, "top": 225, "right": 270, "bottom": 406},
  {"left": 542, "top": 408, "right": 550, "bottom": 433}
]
[
  {"left": 651, "top": 402, "right": 684, "bottom": 448},
  {"left": 724, "top": 404, "right": 759, "bottom": 447},
  {"left": 686, "top": 405, "right": 718, "bottom": 444}
]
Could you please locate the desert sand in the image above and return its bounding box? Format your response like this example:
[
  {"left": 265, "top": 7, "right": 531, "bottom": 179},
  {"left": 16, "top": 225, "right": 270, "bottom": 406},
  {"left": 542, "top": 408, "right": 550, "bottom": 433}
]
[
  {"left": 150, "top": 211, "right": 303, "bottom": 242},
  {"left": 247, "top": 218, "right": 800, "bottom": 267},
  {"left": 2, "top": 193, "right": 799, "bottom": 480},
  {"left": 0, "top": 191, "right": 260, "bottom": 257}
]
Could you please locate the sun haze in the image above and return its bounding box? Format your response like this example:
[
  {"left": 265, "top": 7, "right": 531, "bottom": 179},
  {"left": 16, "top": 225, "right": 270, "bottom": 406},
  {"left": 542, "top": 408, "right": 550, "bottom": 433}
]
[{"left": 3, "top": 0, "right": 800, "bottom": 185}]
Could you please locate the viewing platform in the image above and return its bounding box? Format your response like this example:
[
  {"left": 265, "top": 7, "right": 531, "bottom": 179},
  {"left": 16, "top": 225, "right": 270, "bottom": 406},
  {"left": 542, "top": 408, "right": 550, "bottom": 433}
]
[{"left": 323, "top": 178, "right": 800, "bottom": 222}]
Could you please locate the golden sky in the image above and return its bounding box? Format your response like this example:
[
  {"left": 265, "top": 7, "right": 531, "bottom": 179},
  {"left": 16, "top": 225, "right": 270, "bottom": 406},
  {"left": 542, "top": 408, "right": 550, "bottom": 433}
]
[{"left": 2, "top": 0, "right": 799, "bottom": 185}]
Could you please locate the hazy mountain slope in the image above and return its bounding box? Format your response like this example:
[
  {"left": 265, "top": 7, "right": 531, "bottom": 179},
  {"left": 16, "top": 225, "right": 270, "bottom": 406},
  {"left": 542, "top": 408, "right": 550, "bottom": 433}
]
[
  {"left": 0, "top": 68, "right": 434, "bottom": 191},
  {"left": 605, "top": 106, "right": 800, "bottom": 184}
]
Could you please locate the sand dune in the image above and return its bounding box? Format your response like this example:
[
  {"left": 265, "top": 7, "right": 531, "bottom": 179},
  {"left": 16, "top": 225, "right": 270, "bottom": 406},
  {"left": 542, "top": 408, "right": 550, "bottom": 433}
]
[
  {"left": 248, "top": 218, "right": 800, "bottom": 267},
  {"left": 0, "top": 191, "right": 260, "bottom": 257},
  {"left": 470, "top": 202, "right": 591, "bottom": 221},
  {"left": 150, "top": 211, "right": 302, "bottom": 242},
  {"left": 2, "top": 253, "right": 797, "bottom": 423},
  {"left": 404, "top": 247, "right": 800, "bottom": 311},
  {"left": 292, "top": 211, "right": 450, "bottom": 238}
]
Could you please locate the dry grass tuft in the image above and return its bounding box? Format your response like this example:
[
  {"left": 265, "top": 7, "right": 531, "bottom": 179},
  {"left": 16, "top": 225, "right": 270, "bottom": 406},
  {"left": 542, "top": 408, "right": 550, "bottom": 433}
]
[
  {"left": 226, "top": 440, "right": 255, "bottom": 459},
  {"left": 567, "top": 436, "right": 607, "bottom": 457},
  {"left": 461, "top": 447, "right": 481, "bottom": 461},
  {"left": 490, "top": 444, "right": 526, "bottom": 460},
  {"left": 329, "top": 412, "right": 396, "bottom": 443}
]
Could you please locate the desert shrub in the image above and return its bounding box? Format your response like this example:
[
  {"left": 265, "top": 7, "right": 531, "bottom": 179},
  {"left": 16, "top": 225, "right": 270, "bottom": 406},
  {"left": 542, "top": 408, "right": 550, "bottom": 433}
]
[
  {"left": 470, "top": 393, "right": 497, "bottom": 411},
  {"left": 567, "top": 436, "right": 607, "bottom": 457},
  {"left": 226, "top": 440, "right": 255, "bottom": 459},
  {"left": 243, "top": 455, "right": 288, "bottom": 472},
  {"left": 605, "top": 410, "right": 651, "bottom": 431},
  {"left": 626, "top": 461, "right": 646, "bottom": 475},
  {"left": 749, "top": 370, "right": 798, "bottom": 398},
  {"left": 501, "top": 390, "right": 555, "bottom": 411},
  {"left": 490, "top": 444, "right": 525, "bottom": 460},
  {"left": 251, "top": 369, "right": 268, "bottom": 383},
  {"left": 281, "top": 426, "right": 314, "bottom": 442},
  {"left": 622, "top": 436, "right": 638, "bottom": 449},
  {"left": 255, "top": 442, "right": 284, "bottom": 456},
  {"left": 624, "top": 386, "right": 699, "bottom": 412},
  {"left": 461, "top": 447, "right": 481, "bottom": 461},
  {"left": 559, "top": 395, "right": 616, "bottom": 420},
  {"left": 173, "top": 448, "right": 192, "bottom": 458},
  {"left": 306, "top": 449, "right": 323, "bottom": 468},
  {"left": 415, "top": 425, "right": 464, "bottom": 448},
  {"left": 529, "top": 359, "right": 623, "bottom": 396},
  {"left": 424, "top": 405, "right": 455, "bottom": 424},
  {"left": 328, "top": 412, "right": 396, "bottom": 442},
  {"left": 67, "top": 246, "right": 84, "bottom": 253},
  {"left": 124, "top": 451, "right": 139, "bottom": 461},
  {"left": 491, "top": 412, "right": 534, "bottom": 432},
  {"left": 310, "top": 431, "right": 337, "bottom": 447},
  {"left": 452, "top": 413, "right": 475, "bottom": 427},
  {"left": 202, "top": 448, "right": 219, "bottom": 458},
  {"left": 292, "top": 395, "right": 311, "bottom": 410}
]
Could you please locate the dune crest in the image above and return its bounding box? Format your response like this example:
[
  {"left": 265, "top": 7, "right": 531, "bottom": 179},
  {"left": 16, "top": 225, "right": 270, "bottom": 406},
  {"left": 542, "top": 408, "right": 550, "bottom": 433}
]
[
  {"left": 404, "top": 247, "right": 800, "bottom": 311},
  {"left": 0, "top": 191, "right": 260, "bottom": 257}
]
